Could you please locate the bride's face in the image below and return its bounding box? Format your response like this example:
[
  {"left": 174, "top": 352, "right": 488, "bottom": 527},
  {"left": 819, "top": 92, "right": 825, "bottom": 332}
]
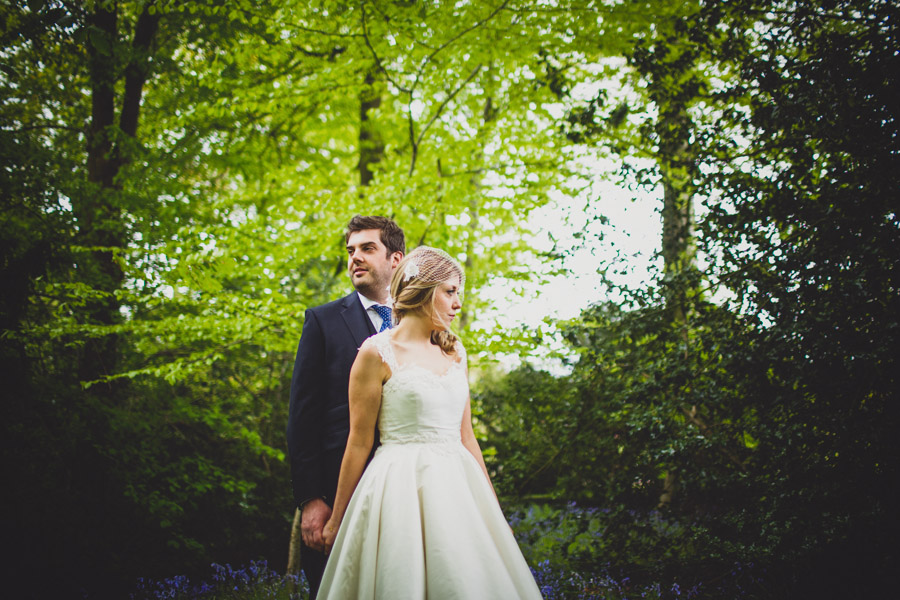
[{"left": 429, "top": 276, "right": 462, "bottom": 330}]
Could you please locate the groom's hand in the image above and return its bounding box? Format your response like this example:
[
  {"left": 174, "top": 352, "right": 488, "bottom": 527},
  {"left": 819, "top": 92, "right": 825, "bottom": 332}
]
[{"left": 300, "top": 498, "right": 332, "bottom": 553}]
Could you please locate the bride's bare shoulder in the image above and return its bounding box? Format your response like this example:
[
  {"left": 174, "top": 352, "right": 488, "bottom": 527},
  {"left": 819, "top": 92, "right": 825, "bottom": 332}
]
[
  {"left": 358, "top": 333, "right": 396, "bottom": 374},
  {"left": 356, "top": 338, "right": 385, "bottom": 366}
]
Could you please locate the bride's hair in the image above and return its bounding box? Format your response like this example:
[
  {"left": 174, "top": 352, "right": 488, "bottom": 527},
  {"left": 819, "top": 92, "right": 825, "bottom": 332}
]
[{"left": 390, "top": 247, "right": 465, "bottom": 355}]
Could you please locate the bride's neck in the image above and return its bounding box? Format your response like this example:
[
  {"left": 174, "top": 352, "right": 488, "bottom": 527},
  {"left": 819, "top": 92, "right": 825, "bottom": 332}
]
[{"left": 392, "top": 312, "right": 439, "bottom": 343}]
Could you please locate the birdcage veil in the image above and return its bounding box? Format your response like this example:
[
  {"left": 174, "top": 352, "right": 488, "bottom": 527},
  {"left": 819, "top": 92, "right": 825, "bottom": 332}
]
[{"left": 399, "top": 246, "right": 465, "bottom": 290}]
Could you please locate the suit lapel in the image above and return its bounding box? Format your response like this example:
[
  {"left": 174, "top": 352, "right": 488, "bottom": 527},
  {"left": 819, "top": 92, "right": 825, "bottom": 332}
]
[{"left": 340, "top": 292, "right": 376, "bottom": 348}]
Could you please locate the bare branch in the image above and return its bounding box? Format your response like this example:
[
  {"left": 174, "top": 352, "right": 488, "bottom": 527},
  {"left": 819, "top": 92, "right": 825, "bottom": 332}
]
[
  {"left": 4, "top": 123, "right": 84, "bottom": 134},
  {"left": 417, "top": 65, "right": 482, "bottom": 149},
  {"left": 410, "top": 0, "right": 510, "bottom": 96},
  {"left": 359, "top": 3, "right": 411, "bottom": 94}
]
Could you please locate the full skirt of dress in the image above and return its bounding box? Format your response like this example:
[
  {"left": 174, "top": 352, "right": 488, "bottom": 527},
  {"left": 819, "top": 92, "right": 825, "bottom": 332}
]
[{"left": 317, "top": 439, "right": 542, "bottom": 599}]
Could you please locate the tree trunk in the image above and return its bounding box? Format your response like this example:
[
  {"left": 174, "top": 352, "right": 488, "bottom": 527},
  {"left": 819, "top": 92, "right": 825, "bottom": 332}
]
[
  {"left": 77, "top": 4, "right": 159, "bottom": 389},
  {"left": 358, "top": 69, "right": 384, "bottom": 188},
  {"left": 76, "top": 4, "right": 122, "bottom": 391},
  {"left": 658, "top": 100, "right": 697, "bottom": 325},
  {"left": 286, "top": 507, "right": 304, "bottom": 584},
  {"left": 459, "top": 88, "right": 497, "bottom": 331},
  {"left": 655, "top": 80, "right": 699, "bottom": 510}
]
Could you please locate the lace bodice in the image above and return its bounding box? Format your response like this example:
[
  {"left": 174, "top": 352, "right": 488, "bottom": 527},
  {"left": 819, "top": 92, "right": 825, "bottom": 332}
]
[{"left": 368, "top": 330, "right": 469, "bottom": 445}]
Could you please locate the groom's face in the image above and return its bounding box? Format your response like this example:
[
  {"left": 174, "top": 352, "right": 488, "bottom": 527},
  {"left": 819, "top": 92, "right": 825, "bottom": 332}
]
[{"left": 346, "top": 229, "right": 400, "bottom": 300}]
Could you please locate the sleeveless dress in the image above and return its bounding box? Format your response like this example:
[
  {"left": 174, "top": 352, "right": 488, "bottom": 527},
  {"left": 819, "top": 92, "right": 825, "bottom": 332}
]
[{"left": 317, "top": 330, "right": 542, "bottom": 599}]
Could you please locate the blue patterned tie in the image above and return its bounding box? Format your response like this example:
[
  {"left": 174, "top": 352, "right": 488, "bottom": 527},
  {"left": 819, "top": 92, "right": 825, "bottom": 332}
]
[{"left": 372, "top": 304, "right": 393, "bottom": 332}]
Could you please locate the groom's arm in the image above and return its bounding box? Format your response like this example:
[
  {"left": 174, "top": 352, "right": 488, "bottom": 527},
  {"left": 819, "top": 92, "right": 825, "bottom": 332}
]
[{"left": 287, "top": 308, "right": 327, "bottom": 508}]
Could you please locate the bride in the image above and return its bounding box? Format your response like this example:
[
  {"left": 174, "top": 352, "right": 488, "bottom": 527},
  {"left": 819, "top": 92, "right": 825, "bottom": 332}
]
[{"left": 318, "top": 246, "right": 542, "bottom": 599}]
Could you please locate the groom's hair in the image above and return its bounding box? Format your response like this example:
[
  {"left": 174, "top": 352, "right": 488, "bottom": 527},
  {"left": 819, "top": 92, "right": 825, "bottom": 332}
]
[{"left": 345, "top": 215, "right": 406, "bottom": 255}]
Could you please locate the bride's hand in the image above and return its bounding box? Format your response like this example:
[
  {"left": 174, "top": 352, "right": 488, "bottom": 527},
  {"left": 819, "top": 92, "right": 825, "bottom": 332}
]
[{"left": 322, "top": 517, "right": 339, "bottom": 555}]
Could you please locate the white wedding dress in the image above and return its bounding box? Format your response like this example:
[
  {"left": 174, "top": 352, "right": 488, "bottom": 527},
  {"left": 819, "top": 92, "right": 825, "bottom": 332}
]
[{"left": 317, "top": 330, "right": 543, "bottom": 599}]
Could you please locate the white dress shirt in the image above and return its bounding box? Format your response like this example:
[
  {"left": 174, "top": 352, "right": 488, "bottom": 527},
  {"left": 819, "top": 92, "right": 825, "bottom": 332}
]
[{"left": 357, "top": 292, "right": 391, "bottom": 332}]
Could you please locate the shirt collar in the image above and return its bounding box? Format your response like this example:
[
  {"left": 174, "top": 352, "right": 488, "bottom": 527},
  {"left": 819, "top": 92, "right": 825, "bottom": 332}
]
[{"left": 357, "top": 292, "right": 391, "bottom": 310}]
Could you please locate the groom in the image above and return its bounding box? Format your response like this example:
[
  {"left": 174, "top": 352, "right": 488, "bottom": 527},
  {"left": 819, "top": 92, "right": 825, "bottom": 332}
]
[{"left": 287, "top": 215, "right": 405, "bottom": 597}]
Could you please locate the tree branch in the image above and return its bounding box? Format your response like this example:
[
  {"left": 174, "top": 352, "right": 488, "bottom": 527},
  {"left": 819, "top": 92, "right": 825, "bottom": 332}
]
[
  {"left": 417, "top": 65, "right": 483, "bottom": 150},
  {"left": 359, "top": 3, "right": 411, "bottom": 94},
  {"left": 410, "top": 0, "right": 510, "bottom": 96},
  {"left": 4, "top": 123, "right": 84, "bottom": 134},
  {"left": 119, "top": 4, "right": 160, "bottom": 139}
]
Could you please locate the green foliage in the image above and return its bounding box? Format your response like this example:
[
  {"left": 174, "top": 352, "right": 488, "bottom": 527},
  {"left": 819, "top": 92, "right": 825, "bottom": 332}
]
[
  {"left": 694, "top": 0, "right": 900, "bottom": 590},
  {"left": 3, "top": 0, "right": 898, "bottom": 597},
  {"left": 475, "top": 365, "right": 581, "bottom": 499},
  {"left": 481, "top": 299, "right": 764, "bottom": 578},
  {"left": 510, "top": 504, "right": 607, "bottom": 573},
  {"left": 476, "top": 1, "right": 900, "bottom": 595},
  {"left": 1, "top": 0, "right": 581, "bottom": 596}
]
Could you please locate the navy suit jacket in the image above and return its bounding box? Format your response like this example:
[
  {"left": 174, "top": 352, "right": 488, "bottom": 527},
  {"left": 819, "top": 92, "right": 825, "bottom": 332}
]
[{"left": 286, "top": 292, "right": 377, "bottom": 508}]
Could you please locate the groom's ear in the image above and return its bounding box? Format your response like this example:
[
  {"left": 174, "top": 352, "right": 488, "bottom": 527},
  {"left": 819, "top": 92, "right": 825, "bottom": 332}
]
[{"left": 391, "top": 252, "right": 404, "bottom": 268}]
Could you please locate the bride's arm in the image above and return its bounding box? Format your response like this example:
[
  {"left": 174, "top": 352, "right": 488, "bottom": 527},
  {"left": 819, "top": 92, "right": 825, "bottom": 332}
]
[
  {"left": 461, "top": 396, "right": 498, "bottom": 500},
  {"left": 323, "top": 341, "right": 385, "bottom": 552}
]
